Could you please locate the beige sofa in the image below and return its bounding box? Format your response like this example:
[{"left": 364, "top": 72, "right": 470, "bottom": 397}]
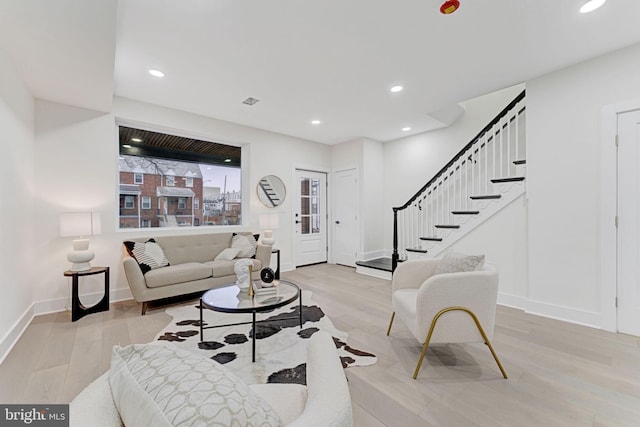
[{"left": 122, "top": 232, "right": 272, "bottom": 314}]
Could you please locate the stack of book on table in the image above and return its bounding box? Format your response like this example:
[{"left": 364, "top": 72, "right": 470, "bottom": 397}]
[{"left": 253, "top": 281, "right": 277, "bottom": 295}]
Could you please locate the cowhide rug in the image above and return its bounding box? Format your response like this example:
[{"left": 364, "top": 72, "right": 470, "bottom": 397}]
[{"left": 155, "top": 290, "right": 376, "bottom": 385}]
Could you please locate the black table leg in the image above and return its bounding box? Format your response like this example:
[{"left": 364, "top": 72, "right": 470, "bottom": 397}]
[
  {"left": 199, "top": 298, "right": 203, "bottom": 341},
  {"left": 298, "top": 290, "right": 303, "bottom": 328},
  {"left": 252, "top": 311, "right": 256, "bottom": 362}
]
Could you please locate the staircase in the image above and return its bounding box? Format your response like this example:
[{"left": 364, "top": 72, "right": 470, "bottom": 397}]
[{"left": 356, "top": 90, "right": 526, "bottom": 279}]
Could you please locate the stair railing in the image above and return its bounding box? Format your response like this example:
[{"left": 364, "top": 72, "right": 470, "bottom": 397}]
[{"left": 392, "top": 90, "right": 526, "bottom": 271}]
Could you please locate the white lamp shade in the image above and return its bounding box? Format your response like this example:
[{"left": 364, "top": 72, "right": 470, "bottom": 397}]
[
  {"left": 259, "top": 213, "right": 280, "bottom": 230},
  {"left": 60, "top": 212, "right": 100, "bottom": 237}
]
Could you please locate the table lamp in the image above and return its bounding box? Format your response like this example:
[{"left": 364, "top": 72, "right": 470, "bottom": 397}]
[{"left": 60, "top": 212, "right": 100, "bottom": 272}]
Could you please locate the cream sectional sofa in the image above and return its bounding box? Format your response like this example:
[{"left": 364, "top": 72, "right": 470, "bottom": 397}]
[{"left": 122, "top": 232, "right": 272, "bottom": 314}]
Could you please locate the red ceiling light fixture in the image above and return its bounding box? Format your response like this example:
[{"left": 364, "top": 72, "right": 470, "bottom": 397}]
[{"left": 440, "top": 0, "right": 460, "bottom": 14}]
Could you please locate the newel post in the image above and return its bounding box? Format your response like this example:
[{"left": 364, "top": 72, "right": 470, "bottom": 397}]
[{"left": 392, "top": 208, "right": 399, "bottom": 272}]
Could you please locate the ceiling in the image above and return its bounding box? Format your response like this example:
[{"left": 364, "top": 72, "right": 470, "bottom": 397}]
[{"left": 2, "top": 0, "right": 640, "bottom": 145}]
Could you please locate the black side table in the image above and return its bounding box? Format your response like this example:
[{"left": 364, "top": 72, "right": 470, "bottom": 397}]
[{"left": 64, "top": 266, "right": 110, "bottom": 322}]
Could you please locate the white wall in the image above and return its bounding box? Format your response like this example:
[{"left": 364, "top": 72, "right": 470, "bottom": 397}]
[
  {"left": 0, "top": 49, "right": 36, "bottom": 360},
  {"left": 527, "top": 42, "right": 640, "bottom": 327},
  {"left": 28, "top": 96, "right": 332, "bottom": 315}
]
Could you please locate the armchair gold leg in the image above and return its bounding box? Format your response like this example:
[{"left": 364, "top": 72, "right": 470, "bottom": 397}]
[
  {"left": 413, "top": 306, "right": 508, "bottom": 380},
  {"left": 386, "top": 312, "right": 395, "bottom": 336}
]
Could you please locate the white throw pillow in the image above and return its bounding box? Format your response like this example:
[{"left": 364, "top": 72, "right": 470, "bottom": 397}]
[
  {"left": 434, "top": 252, "right": 485, "bottom": 275},
  {"left": 231, "top": 233, "right": 258, "bottom": 258},
  {"left": 214, "top": 247, "right": 241, "bottom": 261},
  {"left": 109, "top": 343, "right": 284, "bottom": 427}
]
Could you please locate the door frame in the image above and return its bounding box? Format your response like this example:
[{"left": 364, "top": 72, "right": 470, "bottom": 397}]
[
  {"left": 292, "top": 166, "right": 330, "bottom": 268},
  {"left": 600, "top": 99, "right": 640, "bottom": 332}
]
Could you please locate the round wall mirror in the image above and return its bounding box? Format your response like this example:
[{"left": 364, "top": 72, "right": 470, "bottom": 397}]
[{"left": 257, "top": 175, "right": 286, "bottom": 207}]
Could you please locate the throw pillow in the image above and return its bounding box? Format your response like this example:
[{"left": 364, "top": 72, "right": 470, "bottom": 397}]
[
  {"left": 214, "top": 247, "right": 241, "bottom": 261},
  {"left": 434, "top": 251, "right": 485, "bottom": 275},
  {"left": 109, "top": 343, "right": 284, "bottom": 427},
  {"left": 231, "top": 233, "right": 258, "bottom": 258},
  {"left": 123, "top": 239, "right": 170, "bottom": 274}
]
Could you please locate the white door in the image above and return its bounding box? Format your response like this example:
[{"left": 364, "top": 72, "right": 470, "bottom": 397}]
[
  {"left": 294, "top": 170, "right": 327, "bottom": 266},
  {"left": 333, "top": 169, "right": 358, "bottom": 267},
  {"left": 617, "top": 109, "right": 640, "bottom": 336}
]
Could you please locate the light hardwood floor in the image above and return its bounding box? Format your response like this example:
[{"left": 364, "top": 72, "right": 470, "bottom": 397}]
[{"left": 1, "top": 264, "right": 639, "bottom": 426}]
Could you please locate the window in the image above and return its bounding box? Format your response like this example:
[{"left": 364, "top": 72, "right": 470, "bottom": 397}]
[
  {"left": 118, "top": 125, "right": 242, "bottom": 229},
  {"left": 142, "top": 196, "right": 151, "bottom": 209}
]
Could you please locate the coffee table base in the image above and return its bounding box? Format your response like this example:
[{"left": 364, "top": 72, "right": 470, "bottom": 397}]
[{"left": 199, "top": 295, "right": 303, "bottom": 362}]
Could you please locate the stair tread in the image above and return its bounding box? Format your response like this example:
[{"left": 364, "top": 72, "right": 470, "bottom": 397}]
[
  {"left": 406, "top": 248, "right": 428, "bottom": 253},
  {"left": 419, "top": 237, "right": 443, "bottom": 241},
  {"left": 435, "top": 224, "right": 460, "bottom": 229},
  {"left": 491, "top": 176, "right": 526, "bottom": 183},
  {"left": 513, "top": 159, "right": 527, "bottom": 165},
  {"left": 470, "top": 195, "right": 502, "bottom": 200},
  {"left": 451, "top": 210, "right": 480, "bottom": 215}
]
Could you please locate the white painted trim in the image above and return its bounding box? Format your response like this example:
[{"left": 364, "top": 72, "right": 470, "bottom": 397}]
[
  {"left": 355, "top": 265, "right": 392, "bottom": 280},
  {"left": 600, "top": 98, "right": 640, "bottom": 332},
  {"left": 0, "top": 288, "right": 133, "bottom": 364},
  {"left": 0, "top": 304, "right": 35, "bottom": 365},
  {"left": 525, "top": 299, "right": 601, "bottom": 330},
  {"left": 497, "top": 292, "right": 527, "bottom": 310}
]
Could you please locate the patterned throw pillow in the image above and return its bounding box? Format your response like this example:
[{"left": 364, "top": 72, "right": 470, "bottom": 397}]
[
  {"left": 109, "top": 343, "right": 284, "bottom": 427},
  {"left": 231, "top": 233, "right": 258, "bottom": 258},
  {"left": 434, "top": 252, "right": 485, "bottom": 275},
  {"left": 123, "top": 239, "right": 170, "bottom": 274}
]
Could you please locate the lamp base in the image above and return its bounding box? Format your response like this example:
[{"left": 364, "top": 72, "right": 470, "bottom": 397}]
[
  {"left": 262, "top": 230, "right": 275, "bottom": 246},
  {"left": 68, "top": 239, "right": 95, "bottom": 272}
]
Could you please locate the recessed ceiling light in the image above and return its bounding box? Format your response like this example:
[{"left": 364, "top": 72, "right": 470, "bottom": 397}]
[
  {"left": 131, "top": 138, "right": 142, "bottom": 142},
  {"left": 311, "top": 120, "right": 321, "bottom": 125},
  {"left": 148, "top": 69, "right": 165, "bottom": 78},
  {"left": 402, "top": 127, "right": 411, "bottom": 132},
  {"left": 390, "top": 85, "right": 404, "bottom": 93},
  {"left": 224, "top": 159, "right": 232, "bottom": 163},
  {"left": 122, "top": 144, "right": 132, "bottom": 149},
  {"left": 580, "top": 0, "right": 607, "bottom": 13}
]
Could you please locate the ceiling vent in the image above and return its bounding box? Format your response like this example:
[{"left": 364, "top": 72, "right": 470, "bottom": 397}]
[{"left": 242, "top": 97, "right": 260, "bottom": 106}]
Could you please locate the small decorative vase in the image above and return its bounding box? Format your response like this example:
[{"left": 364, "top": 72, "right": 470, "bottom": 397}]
[{"left": 234, "top": 258, "right": 254, "bottom": 291}]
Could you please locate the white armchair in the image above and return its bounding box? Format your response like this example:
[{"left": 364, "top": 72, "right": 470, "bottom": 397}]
[{"left": 386, "top": 257, "right": 507, "bottom": 380}]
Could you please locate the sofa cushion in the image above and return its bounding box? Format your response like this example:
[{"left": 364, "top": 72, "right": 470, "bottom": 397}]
[
  {"left": 123, "top": 239, "right": 170, "bottom": 274},
  {"left": 249, "top": 384, "right": 307, "bottom": 425},
  {"left": 231, "top": 232, "right": 258, "bottom": 258},
  {"left": 434, "top": 252, "right": 485, "bottom": 275},
  {"left": 214, "top": 247, "right": 241, "bottom": 261},
  {"left": 155, "top": 233, "right": 233, "bottom": 265},
  {"left": 109, "top": 343, "right": 284, "bottom": 427},
  {"left": 144, "top": 263, "right": 212, "bottom": 288},
  {"left": 204, "top": 259, "right": 262, "bottom": 278}
]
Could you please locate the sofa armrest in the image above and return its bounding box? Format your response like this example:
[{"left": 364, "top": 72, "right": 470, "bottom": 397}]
[
  {"left": 122, "top": 256, "right": 147, "bottom": 302},
  {"left": 254, "top": 244, "right": 272, "bottom": 271},
  {"left": 391, "top": 258, "right": 440, "bottom": 293},
  {"left": 287, "top": 331, "right": 353, "bottom": 427}
]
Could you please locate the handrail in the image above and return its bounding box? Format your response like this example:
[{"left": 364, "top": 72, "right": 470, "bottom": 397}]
[
  {"left": 391, "top": 89, "right": 526, "bottom": 272},
  {"left": 393, "top": 90, "right": 525, "bottom": 212}
]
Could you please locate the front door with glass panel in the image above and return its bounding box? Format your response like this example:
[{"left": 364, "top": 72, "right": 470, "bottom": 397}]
[{"left": 294, "top": 170, "right": 327, "bottom": 266}]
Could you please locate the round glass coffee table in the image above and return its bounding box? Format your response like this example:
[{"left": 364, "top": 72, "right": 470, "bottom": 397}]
[{"left": 199, "top": 280, "right": 302, "bottom": 362}]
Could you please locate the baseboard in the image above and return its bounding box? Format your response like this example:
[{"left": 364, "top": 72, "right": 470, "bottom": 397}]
[
  {"left": 497, "top": 292, "right": 527, "bottom": 310},
  {"left": 0, "top": 288, "right": 133, "bottom": 365},
  {"left": 0, "top": 303, "right": 35, "bottom": 365},
  {"left": 524, "top": 299, "right": 601, "bottom": 330},
  {"left": 355, "top": 265, "right": 392, "bottom": 280}
]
